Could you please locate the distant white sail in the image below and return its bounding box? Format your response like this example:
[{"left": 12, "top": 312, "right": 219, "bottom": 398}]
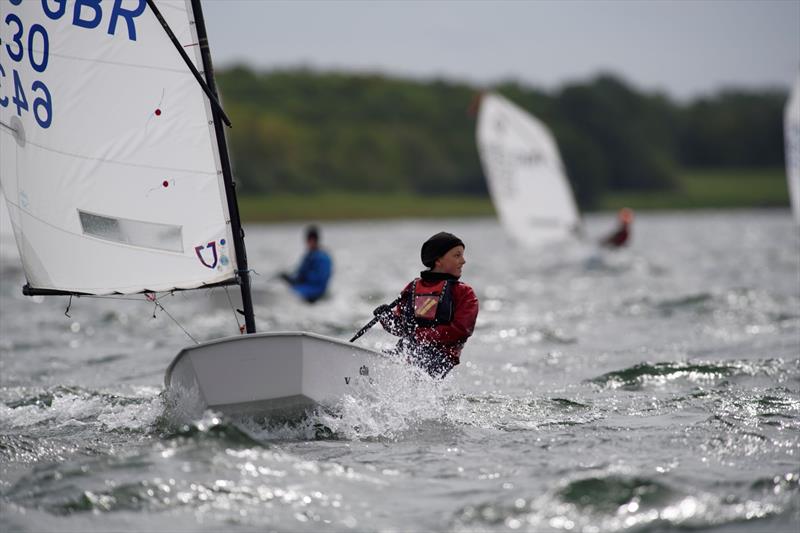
[
  {"left": 0, "top": 0, "right": 236, "bottom": 294},
  {"left": 785, "top": 72, "right": 800, "bottom": 225},
  {"left": 476, "top": 92, "right": 580, "bottom": 247}
]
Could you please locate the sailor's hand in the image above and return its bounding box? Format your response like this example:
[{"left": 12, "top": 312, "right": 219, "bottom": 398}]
[{"left": 373, "top": 304, "right": 393, "bottom": 317}]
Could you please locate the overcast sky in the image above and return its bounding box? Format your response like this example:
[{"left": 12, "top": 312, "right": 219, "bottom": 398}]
[{"left": 201, "top": 0, "right": 800, "bottom": 101}]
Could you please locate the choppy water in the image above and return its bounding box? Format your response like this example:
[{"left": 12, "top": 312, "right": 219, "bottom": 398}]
[{"left": 1, "top": 210, "right": 798, "bottom": 532}]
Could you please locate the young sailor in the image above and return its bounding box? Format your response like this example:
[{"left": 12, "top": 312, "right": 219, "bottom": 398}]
[
  {"left": 280, "top": 225, "right": 333, "bottom": 303},
  {"left": 600, "top": 207, "right": 634, "bottom": 248},
  {"left": 375, "top": 232, "right": 479, "bottom": 378}
]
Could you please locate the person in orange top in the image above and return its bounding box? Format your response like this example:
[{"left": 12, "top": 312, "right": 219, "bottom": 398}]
[
  {"left": 601, "top": 207, "right": 634, "bottom": 248},
  {"left": 375, "top": 232, "right": 479, "bottom": 378}
]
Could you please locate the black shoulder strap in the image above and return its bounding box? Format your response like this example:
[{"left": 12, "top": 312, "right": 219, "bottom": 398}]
[
  {"left": 435, "top": 280, "right": 457, "bottom": 324},
  {"left": 402, "top": 279, "right": 419, "bottom": 333}
]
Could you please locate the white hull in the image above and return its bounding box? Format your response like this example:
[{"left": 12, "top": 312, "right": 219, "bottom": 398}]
[{"left": 164, "top": 331, "right": 398, "bottom": 420}]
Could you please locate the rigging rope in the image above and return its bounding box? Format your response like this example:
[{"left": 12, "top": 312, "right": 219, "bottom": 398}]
[
  {"left": 74, "top": 287, "right": 259, "bottom": 343},
  {"left": 79, "top": 293, "right": 200, "bottom": 345},
  {"left": 146, "top": 292, "right": 199, "bottom": 345},
  {"left": 221, "top": 286, "right": 243, "bottom": 333}
]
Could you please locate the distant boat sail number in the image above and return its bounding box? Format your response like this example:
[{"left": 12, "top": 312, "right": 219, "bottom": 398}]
[{"left": 480, "top": 142, "right": 553, "bottom": 198}]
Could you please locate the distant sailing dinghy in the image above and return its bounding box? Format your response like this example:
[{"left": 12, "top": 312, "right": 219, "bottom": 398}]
[
  {"left": 0, "top": 0, "right": 388, "bottom": 421},
  {"left": 476, "top": 92, "right": 581, "bottom": 247},
  {"left": 785, "top": 73, "right": 800, "bottom": 225}
]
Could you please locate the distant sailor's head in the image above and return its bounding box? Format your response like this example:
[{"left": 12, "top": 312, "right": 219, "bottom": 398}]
[
  {"left": 618, "top": 208, "right": 634, "bottom": 224},
  {"left": 422, "top": 232, "right": 466, "bottom": 277},
  {"left": 306, "top": 225, "right": 320, "bottom": 248}
]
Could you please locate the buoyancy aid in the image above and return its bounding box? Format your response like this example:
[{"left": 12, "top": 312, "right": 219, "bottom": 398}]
[
  {"left": 405, "top": 278, "right": 456, "bottom": 327},
  {"left": 379, "top": 272, "right": 478, "bottom": 377}
]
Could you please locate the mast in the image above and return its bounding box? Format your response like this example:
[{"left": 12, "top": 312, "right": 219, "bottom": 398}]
[{"left": 189, "top": 0, "right": 257, "bottom": 333}]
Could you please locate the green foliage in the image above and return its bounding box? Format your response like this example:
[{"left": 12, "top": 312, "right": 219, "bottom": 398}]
[
  {"left": 216, "top": 66, "right": 788, "bottom": 209},
  {"left": 235, "top": 168, "right": 788, "bottom": 222},
  {"left": 600, "top": 168, "right": 788, "bottom": 210},
  {"left": 238, "top": 193, "right": 495, "bottom": 222},
  {"left": 679, "top": 90, "right": 786, "bottom": 167},
  {"left": 556, "top": 76, "right": 679, "bottom": 198}
]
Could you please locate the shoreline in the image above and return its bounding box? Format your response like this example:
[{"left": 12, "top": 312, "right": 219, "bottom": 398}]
[{"left": 238, "top": 167, "right": 790, "bottom": 222}]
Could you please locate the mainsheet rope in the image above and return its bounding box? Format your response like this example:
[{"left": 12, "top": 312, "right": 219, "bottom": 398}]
[
  {"left": 62, "top": 279, "right": 260, "bottom": 343},
  {"left": 72, "top": 293, "right": 202, "bottom": 345},
  {"left": 220, "top": 286, "right": 243, "bottom": 333},
  {"left": 145, "top": 292, "right": 199, "bottom": 344}
]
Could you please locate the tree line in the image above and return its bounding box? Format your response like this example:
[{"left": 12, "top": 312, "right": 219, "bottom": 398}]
[{"left": 216, "top": 66, "right": 788, "bottom": 208}]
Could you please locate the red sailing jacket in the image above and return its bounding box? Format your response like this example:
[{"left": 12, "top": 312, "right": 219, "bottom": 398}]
[
  {"left": 603, "top": 223, "right": 630, "bottom": 248},
  {"left": 379, "top": 272, "right": 479, "bottom": 365}
]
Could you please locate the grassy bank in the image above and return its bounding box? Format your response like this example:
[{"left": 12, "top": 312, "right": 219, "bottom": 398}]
[
  {"left": 238, "top": 168, "right": 790, "bottom": 222},
  {"left": 599, "top": 168, "right": 789, "bottom": 210},
  {"left": 239, "top": 193, "right": 495, "bottom": 222}
]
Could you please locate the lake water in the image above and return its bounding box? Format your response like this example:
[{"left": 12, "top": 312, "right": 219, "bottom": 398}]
[{"left": 1, "top": 210, "right": 798, "bottom": 532}]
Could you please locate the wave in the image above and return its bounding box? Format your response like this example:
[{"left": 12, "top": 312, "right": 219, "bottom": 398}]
[
  {"left": 162, "top": 386, "right": 599, "bottom": 444},
  {"left": 452, "top": 469, "right": 799, "bottom": 532},
  {"left": 621, "top": 287, "right": 798, "bottom": 324},
  {"left": 0, "top": 385, "right": 163, "bottom": 436},
  {"left": 158, "top": 365, "right": 458, "bottom": 443},
  {"left": 590, "top": 359, "right": 784, "bottom": 390},
  {"left": 557, "top": 475, "right": 678, "bottom": 513}
]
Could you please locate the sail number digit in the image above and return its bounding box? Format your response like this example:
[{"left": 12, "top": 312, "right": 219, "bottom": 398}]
[
  {"left": 0, "top": 64, "right": 7, "bottom": 108},
  {"left": 1, "top": 13, "right": 53, "bottom": 129}
]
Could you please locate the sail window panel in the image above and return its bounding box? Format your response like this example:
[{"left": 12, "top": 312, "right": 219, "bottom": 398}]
[{"left": 78, "top": 211, "right": 183, "bottom": 253}]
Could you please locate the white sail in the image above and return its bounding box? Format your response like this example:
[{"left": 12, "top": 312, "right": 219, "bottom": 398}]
[
  {"left": 0, "top": 188, "right": 18, "bottom": 265},
  {"left": 0, "top": 0, "right": 236, "bottom": 294},
  {"left": 0, "top": 189, "right": 12, "bottom": 237},
  {"left": 476, "top": 92, "right": 580, "bottom": 247},
  {"left": 785, "top": 72, "right": 800, "bottom": 225}
]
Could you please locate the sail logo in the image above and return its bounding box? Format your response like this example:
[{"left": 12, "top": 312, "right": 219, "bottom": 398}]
[
  {"left": 195, "top": 239, "right": 230, "bottom": 270},
  {"left": 195, "top": 242, "right": 218, "bottom": 269},
  {"left": 195, "top": 238, "right": 230, "bottom": 269}
]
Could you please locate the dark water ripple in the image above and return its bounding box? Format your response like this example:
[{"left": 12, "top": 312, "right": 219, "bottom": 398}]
[
  {"left": 590, "top": 358, "right": 790, "bottom": 391},
  {"left": 452, "top": 469, "right": 800, "bottom": 532}
]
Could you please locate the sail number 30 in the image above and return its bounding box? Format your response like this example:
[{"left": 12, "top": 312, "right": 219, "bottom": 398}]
[{"left": 0, "top": 13, "right": 53, "bottom": 129}]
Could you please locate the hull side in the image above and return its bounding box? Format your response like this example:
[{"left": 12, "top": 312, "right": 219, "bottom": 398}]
[{"left": 164, "top": 332, "right": 396, "bottom": 418}]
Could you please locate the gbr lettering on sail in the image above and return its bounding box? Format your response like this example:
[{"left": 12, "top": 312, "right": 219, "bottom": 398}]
[{"left": 0, "top": 0, "right": 147, "bottom": 130}]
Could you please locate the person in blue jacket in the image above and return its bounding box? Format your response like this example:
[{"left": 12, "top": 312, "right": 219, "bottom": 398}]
[{"left": 280, "top": 225, "right": 332, "bottom": 303}]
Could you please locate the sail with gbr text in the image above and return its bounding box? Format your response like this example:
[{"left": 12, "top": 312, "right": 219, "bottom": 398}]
[
  {"left": 0, "top": 0, "right": 236, "bottom": 295},
  {"left": 476, "top": 92, "right": 580, "bottom": 247}
]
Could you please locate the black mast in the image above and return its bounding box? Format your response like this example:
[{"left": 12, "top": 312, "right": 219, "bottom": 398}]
[{"left": 188, "top": 0, "right": 256, "bottom": 334}]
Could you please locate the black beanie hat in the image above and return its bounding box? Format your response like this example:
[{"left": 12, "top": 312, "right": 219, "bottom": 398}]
[{"left": 421, "top": 232, "right": 465, "bottom": 268}]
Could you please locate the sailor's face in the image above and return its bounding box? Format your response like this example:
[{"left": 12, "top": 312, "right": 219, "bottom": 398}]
[{"left": 435, "top": 245, "right": 466, "bottom": 277}]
